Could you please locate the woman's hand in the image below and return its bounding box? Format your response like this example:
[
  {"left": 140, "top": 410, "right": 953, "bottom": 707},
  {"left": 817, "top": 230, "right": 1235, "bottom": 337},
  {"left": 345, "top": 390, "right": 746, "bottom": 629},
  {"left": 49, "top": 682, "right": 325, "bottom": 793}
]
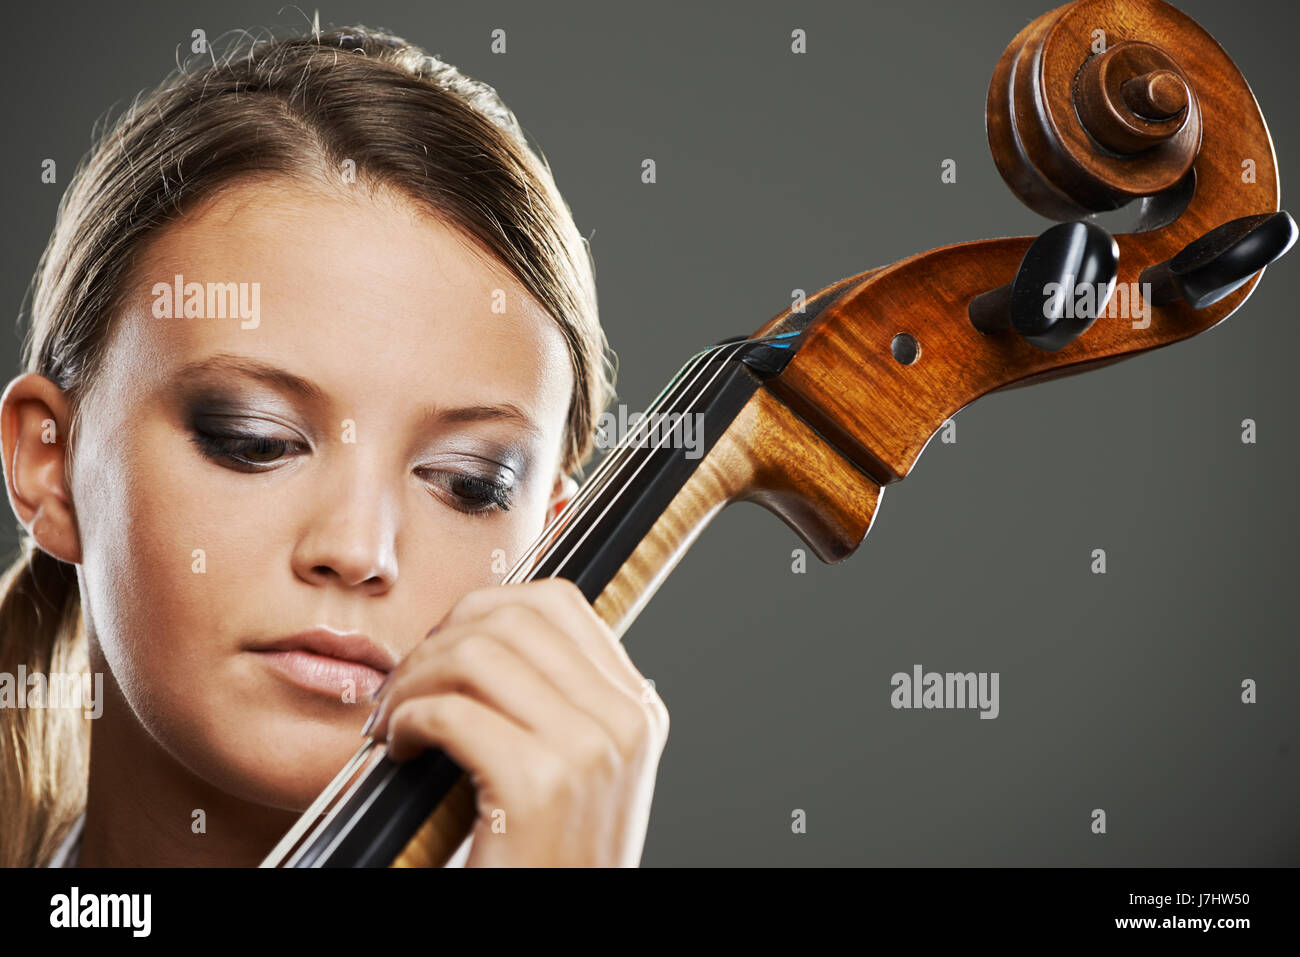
[{"left": 363, "top": 578, "right": 669, "bottom": 867}]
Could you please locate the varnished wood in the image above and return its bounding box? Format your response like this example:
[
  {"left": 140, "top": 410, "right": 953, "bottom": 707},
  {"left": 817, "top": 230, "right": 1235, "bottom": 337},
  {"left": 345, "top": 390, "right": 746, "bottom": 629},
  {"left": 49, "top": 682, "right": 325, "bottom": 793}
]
[
  {"left": 1123, "top": 69, "right": 1188, "bottom": 119},
  {"left": 774, "top": 0, "right": 1278, "bottom": 484},
  {"left": 988, "top": 0, "right": 1228, "bottom": 217},
  {"left": 390, "top": 774, "right": 476, "bottom": 868},
  {"left": 593, "top": 388, "right": 882, "bottom": 637},
  {"left": 753, "top": 266, "right": 886, "bottom": 339},
  {"left": 1074, "top": 41, "right": 1196, "bottom": 156},
  {"left": 390, "top": 388, "right": 882, "bottom": 866},
  {"left": 281, "top": 0, "right": 1290, "bottom": 869}
]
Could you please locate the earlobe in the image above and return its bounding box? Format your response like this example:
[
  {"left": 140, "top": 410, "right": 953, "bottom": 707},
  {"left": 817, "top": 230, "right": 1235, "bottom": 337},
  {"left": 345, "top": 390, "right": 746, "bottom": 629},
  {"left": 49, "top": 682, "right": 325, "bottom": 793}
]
[
  {"left": 545, "top": 472, "right": 579, "bottom": 524},
  {"left": 0, "top": 373, "right": 82, "bottom": 565}
]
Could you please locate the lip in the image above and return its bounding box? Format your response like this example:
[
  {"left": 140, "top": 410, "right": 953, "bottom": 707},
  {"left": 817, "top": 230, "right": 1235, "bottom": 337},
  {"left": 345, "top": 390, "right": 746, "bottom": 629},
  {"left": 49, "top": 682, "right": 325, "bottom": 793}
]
[{"left": 249, "top": 628, "right": 397, "bottom": 699}]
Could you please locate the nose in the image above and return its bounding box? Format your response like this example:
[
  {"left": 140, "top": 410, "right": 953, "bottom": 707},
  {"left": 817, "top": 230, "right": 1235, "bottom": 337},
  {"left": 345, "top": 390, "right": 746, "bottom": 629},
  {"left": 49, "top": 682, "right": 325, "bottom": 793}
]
[{"left": 291, "top": 460, "right": 399, "bottom": 594}]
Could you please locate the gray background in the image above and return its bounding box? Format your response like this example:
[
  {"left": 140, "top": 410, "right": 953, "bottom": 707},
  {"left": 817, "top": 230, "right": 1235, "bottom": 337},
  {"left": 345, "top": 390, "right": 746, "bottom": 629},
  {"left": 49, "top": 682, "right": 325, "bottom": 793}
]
[{"left": 3, "top": 0, "right": 1296, "bottom": 866}]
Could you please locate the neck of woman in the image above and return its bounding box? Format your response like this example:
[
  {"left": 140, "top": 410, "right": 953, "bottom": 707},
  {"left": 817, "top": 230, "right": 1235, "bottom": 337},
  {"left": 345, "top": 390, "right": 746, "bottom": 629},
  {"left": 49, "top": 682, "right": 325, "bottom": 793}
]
[{"left": 77, "top": 642, "right": 298, "bottom": 868}]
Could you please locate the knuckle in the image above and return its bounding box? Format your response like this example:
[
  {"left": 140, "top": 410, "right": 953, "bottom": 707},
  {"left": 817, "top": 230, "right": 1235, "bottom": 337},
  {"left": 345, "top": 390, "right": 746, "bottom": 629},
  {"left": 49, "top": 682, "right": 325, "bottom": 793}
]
[
  {"left": 523, "top": 748, "right": 569, "bottom": 804},
  {"left": 541, "top": 576, "right": 585, "bottom": 607},
  {"left": 577, "top": 725, "right": 622, "bottom": 778},
  {"left": 646, "top": 688, "right": 670, "bottom": 734},
  {"left": 484, "top": 602, "right": 538, "bottom": 635},
  {"left": 632, "top": 678, "right": 669, "bottom": 738},
  {"left": 612, "top": 702, "right": 654, "bottom": 758},
  {"left": 387, "top": 697, "right": 429, "bottom": 741},
  {"left": 446, "top": 631, "right": 500, "bottom": 674},
  {"left": 448, "top": 586, "right": 497, "bottom": 623}
]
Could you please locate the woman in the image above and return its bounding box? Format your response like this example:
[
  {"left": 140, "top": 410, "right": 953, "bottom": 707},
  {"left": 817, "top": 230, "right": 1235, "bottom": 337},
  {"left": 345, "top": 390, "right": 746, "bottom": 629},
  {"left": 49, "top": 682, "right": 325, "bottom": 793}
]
[{"left": 0, "top": 23, "right": 668, "bottom": 867}]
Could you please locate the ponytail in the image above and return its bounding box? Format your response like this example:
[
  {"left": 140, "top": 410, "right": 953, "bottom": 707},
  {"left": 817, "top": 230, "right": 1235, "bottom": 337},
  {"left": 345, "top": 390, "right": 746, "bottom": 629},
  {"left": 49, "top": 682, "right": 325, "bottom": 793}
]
[{"left": 0, "top": 542, "right": 86, "bottom": 866}]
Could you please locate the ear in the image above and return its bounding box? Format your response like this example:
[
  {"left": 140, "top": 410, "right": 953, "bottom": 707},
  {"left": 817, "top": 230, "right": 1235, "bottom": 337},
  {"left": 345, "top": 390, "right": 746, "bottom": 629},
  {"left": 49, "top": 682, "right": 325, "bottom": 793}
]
[
  {"left": 0, "top": 373, "right": 81, "bottom": 564},
  {"left": 544, "top": 471, "right": 579, "bottom": 526}
]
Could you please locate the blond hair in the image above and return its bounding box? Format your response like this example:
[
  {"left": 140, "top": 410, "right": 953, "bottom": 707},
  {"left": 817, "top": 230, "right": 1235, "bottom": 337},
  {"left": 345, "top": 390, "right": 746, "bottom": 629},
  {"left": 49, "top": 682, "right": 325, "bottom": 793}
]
[{"left": 1, "top": 23, "right": 615, "bottom": 866}]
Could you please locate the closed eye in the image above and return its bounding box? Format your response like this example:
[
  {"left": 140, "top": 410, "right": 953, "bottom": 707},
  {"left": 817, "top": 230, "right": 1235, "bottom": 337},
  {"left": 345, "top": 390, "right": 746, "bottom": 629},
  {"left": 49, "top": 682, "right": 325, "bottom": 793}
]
[
  {"left": 189, "top": 430, "right": 307, "bottom": 471},
  {"left": 189, "top": 418, "right": 518, "bottom": 517},
  {"left": 416, "top": 468, "right": 514, "bottom": 515}
]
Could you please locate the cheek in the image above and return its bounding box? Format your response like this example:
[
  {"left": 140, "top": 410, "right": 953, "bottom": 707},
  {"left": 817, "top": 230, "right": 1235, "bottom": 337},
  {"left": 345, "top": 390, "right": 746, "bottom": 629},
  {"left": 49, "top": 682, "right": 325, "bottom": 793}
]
[
  {"left": 465, "top": 483, "right": 556, "bottom": 584},
  {"left": 77, "top": 421, "right": 246, "bottom": 703},
  {"left": 80, "top": 417, "right": 554, "bottom": 664},
  {"left": 393, "top": 493, "right": 551, "bottom": 623},
  {"left": 70, "top": 403, "right": 564, "bottom": 806}
]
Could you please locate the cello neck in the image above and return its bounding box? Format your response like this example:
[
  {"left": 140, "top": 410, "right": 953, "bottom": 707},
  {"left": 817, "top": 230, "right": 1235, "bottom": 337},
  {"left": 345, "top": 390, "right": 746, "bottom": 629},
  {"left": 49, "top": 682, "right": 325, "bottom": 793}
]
[{"left": 262, "top": 317, "right": 879, "bottom": 867}]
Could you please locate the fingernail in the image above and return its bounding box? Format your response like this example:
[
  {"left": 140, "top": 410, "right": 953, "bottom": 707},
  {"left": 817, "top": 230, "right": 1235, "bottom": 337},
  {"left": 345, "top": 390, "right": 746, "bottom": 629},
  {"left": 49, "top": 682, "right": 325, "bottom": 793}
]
[{"left": 361, "top": 708, "right": 379, "bottom": 738}]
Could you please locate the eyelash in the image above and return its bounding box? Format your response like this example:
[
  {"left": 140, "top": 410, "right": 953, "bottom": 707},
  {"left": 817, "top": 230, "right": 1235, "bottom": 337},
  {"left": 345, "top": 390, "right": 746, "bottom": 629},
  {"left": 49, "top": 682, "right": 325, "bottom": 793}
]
[
  {"left": 418, "top": 470, "right": 514, "bottom": 514},
  {"left": 189, "top": 431, "right": 302, "bottom": 471},
  {"left": 188, "top": 430, "right": 515, "bottom": 515}
]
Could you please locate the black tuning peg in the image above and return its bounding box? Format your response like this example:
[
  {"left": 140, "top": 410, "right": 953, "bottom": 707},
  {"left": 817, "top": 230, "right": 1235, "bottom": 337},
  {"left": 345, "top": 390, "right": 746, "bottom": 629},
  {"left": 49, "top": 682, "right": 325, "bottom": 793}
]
[
  {"left": 1139, "top": 211, "right": 1298, "bottom": 309},
  {"left": 969, "top": 221, "right": 1119, "bottom": 352}
]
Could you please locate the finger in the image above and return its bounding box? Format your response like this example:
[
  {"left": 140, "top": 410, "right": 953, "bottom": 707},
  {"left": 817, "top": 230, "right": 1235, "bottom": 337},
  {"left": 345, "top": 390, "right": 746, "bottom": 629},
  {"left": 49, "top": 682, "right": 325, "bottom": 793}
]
[
  {"left": 430, "top": 580, "right": 667, "bottom": 739},
  {"left": 384, "top": 693, "right": 576, "bottom": 832},
  {"left": 382, "top": 693, "right": 543, "bottom": 811},
  {"left": 441, "top": 579, "right": 655, "bottom": 703},
  {"left": 368, "top": 628, "right": 621, "bottom": 761},
  {"left": 385, "top": 605, "right": 654, "bottom": 757}
]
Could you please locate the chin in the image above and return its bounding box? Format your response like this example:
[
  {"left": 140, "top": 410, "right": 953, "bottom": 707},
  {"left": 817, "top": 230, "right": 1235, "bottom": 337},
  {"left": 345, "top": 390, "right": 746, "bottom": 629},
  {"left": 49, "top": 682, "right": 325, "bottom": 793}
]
[{"left": 174, "top": 705, "right": 367, "bottom": 814}]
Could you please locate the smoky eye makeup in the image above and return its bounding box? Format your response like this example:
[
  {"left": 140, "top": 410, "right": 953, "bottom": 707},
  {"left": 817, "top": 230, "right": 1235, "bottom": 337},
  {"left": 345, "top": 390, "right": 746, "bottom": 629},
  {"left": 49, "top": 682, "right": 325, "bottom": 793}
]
[
  {"left": 182, "top": 385, "right": 538, "bottom": 517},
  {"left": 414, "top": 444, "right": 532, "bottom": 516},
  {"left": 185, "top": 403, "right": 313, "bottom": 472}
]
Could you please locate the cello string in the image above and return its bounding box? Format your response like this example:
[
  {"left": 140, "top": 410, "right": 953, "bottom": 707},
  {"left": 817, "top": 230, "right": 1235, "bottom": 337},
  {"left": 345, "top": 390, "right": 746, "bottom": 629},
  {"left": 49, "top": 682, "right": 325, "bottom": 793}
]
[
  {"left": 282, "top": 740, "right": 393, "bottom": 868},
  {"left": 307, "top": 332, "right": 787, "bottom": 867},
  {"left": 276, "top": 351, "right": 733, "bottom": 868},
  {"left": 501, "top": 331, "right": 794, "bottom": 583},
  {"left": 503, "top": 338, "right": 757, "bottom": 585},
  {"left": 498, "top": 343, "right": 725, "bottom": 583},
  {"left": 495, "top": 349, "right": 710, "bottom": 584},
  {"left": 308, "top": 748, "right": 406, "bottom": 867},
  {"left": 267, "top": 350, "right": 730, "bottom": 865},
  {"left": 260, "top": 738, "right": 380, "bottom": 867},
  {"left": 506, "top": 328, "right": 797, "bottom": 584},
  {"left": 538, "top": 341, "right": 750, "bottom": 581}
]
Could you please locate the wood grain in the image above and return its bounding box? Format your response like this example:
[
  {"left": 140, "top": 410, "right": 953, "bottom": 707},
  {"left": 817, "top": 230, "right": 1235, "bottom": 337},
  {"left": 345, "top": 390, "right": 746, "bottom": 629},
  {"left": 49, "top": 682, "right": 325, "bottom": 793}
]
[
  {"left": 772, "top": 0, "right": 1279, "bottom": 484},
  {"left": 386, "top": 0, "right": 1285, "bottom": 869},
  {"left": 390, "top": 387, "right": 881, "bottom": 866}
]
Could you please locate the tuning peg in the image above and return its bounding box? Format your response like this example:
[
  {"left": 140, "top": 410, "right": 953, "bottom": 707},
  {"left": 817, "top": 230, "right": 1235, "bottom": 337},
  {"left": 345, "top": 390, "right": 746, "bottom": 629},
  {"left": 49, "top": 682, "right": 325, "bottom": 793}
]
[
  {"left": 1139, "top": 211, "right": 1298, "bottom": 309},
  {"left": 969, "top": 221, "right": 1119, "bottom": 352}
]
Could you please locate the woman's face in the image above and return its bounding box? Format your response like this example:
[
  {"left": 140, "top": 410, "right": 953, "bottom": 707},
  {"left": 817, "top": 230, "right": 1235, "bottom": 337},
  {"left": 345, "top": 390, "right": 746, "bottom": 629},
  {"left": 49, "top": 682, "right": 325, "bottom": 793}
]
[{"left": 64, "top": 176, "right": 576, "bottom": 810}]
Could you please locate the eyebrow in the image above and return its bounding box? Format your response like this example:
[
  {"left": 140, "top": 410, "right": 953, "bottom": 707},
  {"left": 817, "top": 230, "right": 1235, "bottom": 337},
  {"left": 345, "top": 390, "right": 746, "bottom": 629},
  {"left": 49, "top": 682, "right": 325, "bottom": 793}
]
[
  {"left": 173, "top": 353, "right": 545, "bottom": 440},
  {"left": 176, "top": 353, "right": 327, "bottom": 403}
]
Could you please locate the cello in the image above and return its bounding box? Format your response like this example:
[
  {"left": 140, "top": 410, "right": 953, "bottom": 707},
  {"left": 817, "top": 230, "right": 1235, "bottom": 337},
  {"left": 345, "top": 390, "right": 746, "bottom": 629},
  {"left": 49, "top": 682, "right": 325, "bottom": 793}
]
[{"left": 260, "top": 0, "right": 1297, "bottom": 867}]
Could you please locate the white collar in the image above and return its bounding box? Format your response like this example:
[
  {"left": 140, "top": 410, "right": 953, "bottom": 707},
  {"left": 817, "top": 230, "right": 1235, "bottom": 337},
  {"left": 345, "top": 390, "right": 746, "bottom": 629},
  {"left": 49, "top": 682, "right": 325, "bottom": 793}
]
[
  {"left": 43, "top": 811, "right": 473, "bottom": 866},
  {"left": 46, "top": 812, "right": 85, "bottom": 867}
]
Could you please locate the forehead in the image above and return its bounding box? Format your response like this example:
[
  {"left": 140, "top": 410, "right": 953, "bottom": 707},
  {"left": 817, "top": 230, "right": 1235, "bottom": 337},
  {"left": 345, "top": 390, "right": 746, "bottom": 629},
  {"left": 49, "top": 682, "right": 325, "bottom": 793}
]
[{"left": 103, "top": 176, "right": 573, "bottom": 433}]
